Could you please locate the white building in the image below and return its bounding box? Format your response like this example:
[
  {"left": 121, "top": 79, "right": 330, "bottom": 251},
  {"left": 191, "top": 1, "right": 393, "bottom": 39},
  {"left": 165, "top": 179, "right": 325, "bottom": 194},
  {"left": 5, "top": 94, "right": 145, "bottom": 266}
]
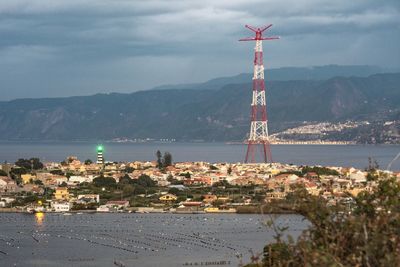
[
  {"left": 0, "top": 197, "right": 15, "bottom": 204},
  {"left": 96, "top": 205, "right": 110, "bottom": 212},
  {"left": 0, "top": 176, "right": 17, "bottom": 193},
  {"left": 56, "top": 177, "right": 68, "bottom": 185},
  {"left": 68, "top": 176, "right": 93, "bottom": 185},
  {"left": 349, "top": 171, "right": 367, "bottom": 183},
  {"left": 52, "top": 201, "right": 72, "bottom": 212}
]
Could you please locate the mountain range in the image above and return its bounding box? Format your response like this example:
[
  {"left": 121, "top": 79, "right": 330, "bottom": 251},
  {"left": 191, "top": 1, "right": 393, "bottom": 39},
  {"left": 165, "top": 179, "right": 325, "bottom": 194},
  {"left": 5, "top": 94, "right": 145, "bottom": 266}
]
[{"left": 0, "top": 65, "right": 399, "bottom": 142}]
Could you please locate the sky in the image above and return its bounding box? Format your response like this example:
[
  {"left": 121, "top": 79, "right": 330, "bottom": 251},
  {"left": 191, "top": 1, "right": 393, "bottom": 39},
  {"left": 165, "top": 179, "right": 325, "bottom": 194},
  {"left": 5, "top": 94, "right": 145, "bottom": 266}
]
[{"left": 0, "top": 0, "right": 399, "bottom": 100}]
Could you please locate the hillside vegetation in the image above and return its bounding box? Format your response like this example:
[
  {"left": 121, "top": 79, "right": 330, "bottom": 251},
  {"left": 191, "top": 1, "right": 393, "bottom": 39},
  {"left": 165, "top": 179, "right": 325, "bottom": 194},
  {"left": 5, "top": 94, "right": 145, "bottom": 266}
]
[{"left": 0, "top": 73, "right": 399, "bottom": 141}]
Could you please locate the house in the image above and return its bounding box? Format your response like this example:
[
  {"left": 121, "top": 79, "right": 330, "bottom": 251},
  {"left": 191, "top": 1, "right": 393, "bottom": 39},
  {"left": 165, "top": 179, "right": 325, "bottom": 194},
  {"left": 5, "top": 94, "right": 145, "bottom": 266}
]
[
  {"left": 305, "top": 172, "right": 319, "bottom": 180},
  {"left": 230, "top": 177, "right": 265, "bottom": 186},
  {"left": 159, "top": 194, "right": 178, "bottom": 202},
  {"left": 304, "top": 181, "right": 320, "bottom": 196},
  {"left": 55, "top": 176, "right": 68, "bottom": 186},
  {"left": 158, "top": 180, "right": 171, "bottom": 187},
  {"left": 183, "top": 177, "right": 212, "bottom": 186},
  {"left": 105, "top": 165, "right": 118, "bottom": 171},
  {"left": 202, "top": 194, "right": 217, "bottom": 204},
  {"left": 21, "top": 184, "right": 44, "bottom": 194},
  {"left": 68, "top": 176, "right": 92, "bottom": 185},
  {"left": 36, "top": 173, "right": 67, "bottom": 187},
  {"left": 0, "top": 197, "right": 15, "bottom": 204},
  {"left": 0, "top": 176, "right": 17, "bottom": 193},
  {"left": 143, "top": 161, "right": 158, "bottom": 168},
  {"left": 265, "top": 191, "right": 287, "bottom": 202},
  {"left": 0, "top": 197, "right": 15, "bottom": 207},
  {"left": 105, "top": 200, "right": 129, "bottom": 210},
  {"left": 0, "top": 163, "right": 12, "bottom": 175},
  {"left": 347, "top": 187, "right": 367, "bottom": 197},
  {"left": 54, "top": 187, "right": 69, "bottom": 200},
  {"left": 52, "top": 201, "right": 72, "bottom": 212},
  {"left": 180, "top": 201, "right": 202, "bottom": 207},
  {"left": 349, "top": 171, "right": 367, "bottom": 183},
  {"left": 21, "top": 174, "right": 36, "bottom": 184},
  {"left": 97, "top": 205, "right": 110, "bottom": 212},
  {"left": 217, "top": 196, "right": 231, "bottom": 202}
]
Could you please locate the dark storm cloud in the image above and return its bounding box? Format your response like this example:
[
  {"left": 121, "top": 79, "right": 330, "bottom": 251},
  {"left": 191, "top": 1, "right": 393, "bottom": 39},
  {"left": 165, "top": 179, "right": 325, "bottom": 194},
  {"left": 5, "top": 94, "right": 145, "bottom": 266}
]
[{"left": 0, "top": 0, "right": 399, "bottom": 100}]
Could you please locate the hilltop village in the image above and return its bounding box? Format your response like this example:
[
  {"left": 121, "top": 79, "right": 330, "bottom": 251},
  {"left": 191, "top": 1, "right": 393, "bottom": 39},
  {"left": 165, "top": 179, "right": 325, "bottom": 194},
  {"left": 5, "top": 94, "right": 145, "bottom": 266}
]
[{"left": 0, "top": 153, "right": 398, "bottom": 213}]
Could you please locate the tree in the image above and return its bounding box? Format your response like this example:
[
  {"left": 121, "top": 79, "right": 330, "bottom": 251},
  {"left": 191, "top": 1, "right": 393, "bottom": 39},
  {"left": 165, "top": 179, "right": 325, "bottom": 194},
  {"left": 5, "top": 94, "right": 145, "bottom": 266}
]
[
  {"left": 212, "top": 180, "right": 230, "bottom": 188},
  {"left": 10, "top": 167, "right": 27, "bottom": 185},
  {"left": 50, "top": 169, "right": 64, "bottom": 175},
  {"left": 125, "top": 166, "right": 135, "bottom": 173},
  {"left": 15, "top": 158, "right": 43, "bottom": 170},
  {"left": 177, "top": 195, "right": 187, "bottom": 202},
  {"left": 301, "top": 166, "right": 339, "bottom": 176},
  {"left": 212, "top": 199, "right": 225, "bottom": 207},
  {"left": 119, "top": 174, "right": 132, "bottom": 185},
  {"left": 179, "top": 172, "right": 191, "bottom": 178},
  {"left": 135, "top": 174, "right": 156, "bottom": 187},
  {"left": 162, "top": 152, "right": 173, "bottom": 167},
  {"left": 168, "top": 187, "right": 184, "bottom": 196},
  {"left": 84, "top": 159, "right": 93, "bottom": 165},
  {"left": 93, "top": 176, "right": 116, "bottom": 187},
  {"left": 134, "top": 185, "right": 146, "bottom": 195},
  {"left": 367, "top": 157, "right": 379, "bottom": 172},
  {"left": 0, "top": 169, "right": 8, "bottom": 176},
  {"left": 33, "top": 180, "right": 43, "bottom": 185},
  {"left": 122, "top": 184, "right": 135, "bottom": 197},
  {"left": 167, "top": 174, "right": 174, "bottom": 182},
  {"left": 209, "top": 165, "right": 218, "bottom": 170},
  {"left": 156, "top": 150, "right": 162, "bottom": 168},
  {"left": 227, "top": 166, "right": 232, "bottom": 175},
  {"left": 10, "top": 167, "right": 27, "bottom": 175}
]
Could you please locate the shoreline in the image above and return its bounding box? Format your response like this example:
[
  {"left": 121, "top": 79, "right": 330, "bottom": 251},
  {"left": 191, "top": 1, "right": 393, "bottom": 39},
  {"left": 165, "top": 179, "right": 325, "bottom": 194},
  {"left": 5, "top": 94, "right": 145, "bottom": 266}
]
[
  {"left": 0, "top": 208, "right": 296, "bottom": 215},
  {"left": 0, "top": 140, "right": 399, "bottom": 145}
]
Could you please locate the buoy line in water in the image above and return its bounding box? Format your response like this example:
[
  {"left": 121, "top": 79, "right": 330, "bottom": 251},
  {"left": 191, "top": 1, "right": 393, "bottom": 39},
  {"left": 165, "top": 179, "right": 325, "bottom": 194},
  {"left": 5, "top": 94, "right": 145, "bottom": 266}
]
[{"left": 0, "top": 213, "right": 309, "bottom": 266}]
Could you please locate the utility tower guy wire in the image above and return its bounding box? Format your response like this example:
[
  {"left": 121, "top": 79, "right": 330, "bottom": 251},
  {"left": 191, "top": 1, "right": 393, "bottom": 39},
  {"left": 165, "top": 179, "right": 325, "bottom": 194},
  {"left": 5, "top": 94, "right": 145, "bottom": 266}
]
[{"left": 386, "top": 151, "right": 400, "bottom": 171}]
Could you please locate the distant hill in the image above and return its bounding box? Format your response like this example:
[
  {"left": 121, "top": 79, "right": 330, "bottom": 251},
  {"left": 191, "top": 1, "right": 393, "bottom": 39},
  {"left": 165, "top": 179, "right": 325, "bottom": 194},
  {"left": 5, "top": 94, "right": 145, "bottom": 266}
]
[
  {"left": 152, "top": 65, "right": 384, "bottom": 91},
  {"left": 0, "top": 73, "right": 399, "bottom": 142}
]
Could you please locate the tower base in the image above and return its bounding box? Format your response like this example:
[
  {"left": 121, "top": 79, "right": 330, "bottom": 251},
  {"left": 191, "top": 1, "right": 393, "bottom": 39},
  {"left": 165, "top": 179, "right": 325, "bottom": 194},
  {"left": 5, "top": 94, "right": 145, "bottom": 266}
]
[{"left": 245, "top": 140, "right": 272, "bottom": 163}]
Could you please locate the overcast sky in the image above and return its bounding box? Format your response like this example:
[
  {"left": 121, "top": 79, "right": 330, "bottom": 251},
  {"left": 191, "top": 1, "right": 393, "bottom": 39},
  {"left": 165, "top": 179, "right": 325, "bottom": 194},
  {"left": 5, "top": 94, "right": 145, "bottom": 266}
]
[{"left": 0, "top": 0, "right": 399, "bottom": 100}]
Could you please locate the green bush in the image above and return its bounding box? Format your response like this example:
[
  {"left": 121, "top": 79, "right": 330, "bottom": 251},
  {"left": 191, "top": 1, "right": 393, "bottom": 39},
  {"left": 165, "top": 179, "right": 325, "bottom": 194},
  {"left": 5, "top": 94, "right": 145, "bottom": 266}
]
[{"left": 247, "top": 176, "right": 400, "bottom": 266}]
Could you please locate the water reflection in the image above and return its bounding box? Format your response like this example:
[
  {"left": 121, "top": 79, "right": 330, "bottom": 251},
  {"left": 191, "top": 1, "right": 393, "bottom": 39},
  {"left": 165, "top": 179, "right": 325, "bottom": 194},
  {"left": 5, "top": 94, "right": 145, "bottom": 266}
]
[{"left": 35, "top": 212, "right": 45, "bottom": 226}]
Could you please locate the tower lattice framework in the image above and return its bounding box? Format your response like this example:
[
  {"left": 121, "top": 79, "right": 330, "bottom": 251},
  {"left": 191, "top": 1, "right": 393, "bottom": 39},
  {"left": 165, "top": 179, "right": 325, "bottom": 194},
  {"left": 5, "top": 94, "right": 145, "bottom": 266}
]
[{"left": 239, "top": 24, "right": 279, "bottom": 163}]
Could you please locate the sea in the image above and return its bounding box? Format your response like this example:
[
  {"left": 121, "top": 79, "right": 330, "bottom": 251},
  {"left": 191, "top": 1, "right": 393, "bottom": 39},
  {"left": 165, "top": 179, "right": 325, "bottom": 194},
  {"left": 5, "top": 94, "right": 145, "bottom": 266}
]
[
  {"left": 0, "top": 213, "right": 309, "bottom": 267},
  {"left": 0, "top": 141, "right": 399, "bottom": 171}
]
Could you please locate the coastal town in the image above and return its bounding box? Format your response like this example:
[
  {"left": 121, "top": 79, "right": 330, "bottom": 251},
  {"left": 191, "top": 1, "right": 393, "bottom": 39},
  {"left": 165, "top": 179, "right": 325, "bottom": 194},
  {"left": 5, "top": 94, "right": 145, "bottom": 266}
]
[
  {"left": 1, "top": 148, "right": 398, "bottom": 214},
  {"left": 269, "top": 120, "right": 400, "bottom": 145}
]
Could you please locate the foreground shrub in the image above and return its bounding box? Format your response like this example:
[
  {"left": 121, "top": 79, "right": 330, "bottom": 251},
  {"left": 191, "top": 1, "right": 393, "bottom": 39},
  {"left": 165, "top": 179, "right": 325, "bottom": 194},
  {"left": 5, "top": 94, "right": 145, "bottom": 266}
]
[{"left": 248, "top": 177, "right": 400, "bottom": 267}]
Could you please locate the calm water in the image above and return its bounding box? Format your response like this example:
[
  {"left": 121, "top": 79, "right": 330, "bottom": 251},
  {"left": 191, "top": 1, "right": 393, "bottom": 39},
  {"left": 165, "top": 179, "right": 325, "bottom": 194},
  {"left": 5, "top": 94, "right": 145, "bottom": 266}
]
[
  {"left": 0, "top": 142, "right": 399, "bottom": 170},
  {"left": 0, "top": 213, "right": 308, "bottom": 267}
]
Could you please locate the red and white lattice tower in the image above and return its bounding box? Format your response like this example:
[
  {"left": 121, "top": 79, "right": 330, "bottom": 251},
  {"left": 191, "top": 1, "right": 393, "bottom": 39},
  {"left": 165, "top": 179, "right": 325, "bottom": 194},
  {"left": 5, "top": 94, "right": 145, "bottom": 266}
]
[{"left": 239, "top": 24, "right": 279, "bottom": 163}]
